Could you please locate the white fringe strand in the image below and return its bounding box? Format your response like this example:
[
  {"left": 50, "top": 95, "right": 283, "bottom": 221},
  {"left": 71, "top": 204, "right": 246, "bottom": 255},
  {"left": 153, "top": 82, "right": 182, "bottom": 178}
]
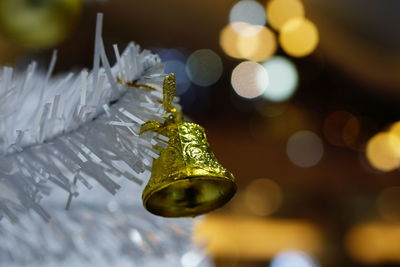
[
  {"left": 0, "top": 182, "right": 210, "bottom": 267},
  {"left": 0, "top": 13, "right": 174, "bottom": 223},
  {"left": 0, "top": 14, "right": 212, "bottom": 267}
]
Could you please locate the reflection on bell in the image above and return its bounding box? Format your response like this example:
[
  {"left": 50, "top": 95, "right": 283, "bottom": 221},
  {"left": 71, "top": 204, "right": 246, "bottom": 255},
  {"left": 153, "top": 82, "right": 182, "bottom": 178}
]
[
  {"left": 137, "top": 74, "right": 236, "bottom": 217},
  {"left": 142, "top": 120, "right": 236, "bottom": 217}
]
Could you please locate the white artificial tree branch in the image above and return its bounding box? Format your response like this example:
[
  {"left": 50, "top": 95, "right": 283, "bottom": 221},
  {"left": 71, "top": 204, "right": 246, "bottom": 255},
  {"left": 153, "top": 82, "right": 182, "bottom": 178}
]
[
  {"left": 0, "top": 13, "right": 212, "bottom": 267},
  {"left": 0, "top": 13, "right": 174, "bottom": 223}
]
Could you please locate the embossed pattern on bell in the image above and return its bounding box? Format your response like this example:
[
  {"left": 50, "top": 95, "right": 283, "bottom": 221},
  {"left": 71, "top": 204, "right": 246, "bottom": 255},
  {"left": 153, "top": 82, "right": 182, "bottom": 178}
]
[
  {"left": 179, "top": 123, "right": 230, "bottom": 177},
  {"left": 140, "top": 74, "right": 236, "bottom": 217},
  {"left": 142, "top": 121, "right": 236, "bottom": 217}
]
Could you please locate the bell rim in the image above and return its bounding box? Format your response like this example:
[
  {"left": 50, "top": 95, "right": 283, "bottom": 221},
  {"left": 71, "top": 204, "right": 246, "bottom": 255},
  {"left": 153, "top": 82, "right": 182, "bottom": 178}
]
[{"left": 142, "top": 175, "right": 237, "bottom": 218}]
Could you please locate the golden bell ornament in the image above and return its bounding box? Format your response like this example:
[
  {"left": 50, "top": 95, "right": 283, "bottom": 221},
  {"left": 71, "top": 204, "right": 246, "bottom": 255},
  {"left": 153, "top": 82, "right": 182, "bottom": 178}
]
[{"left": 138, "top": 74, "right": 236, "bottom": 217}]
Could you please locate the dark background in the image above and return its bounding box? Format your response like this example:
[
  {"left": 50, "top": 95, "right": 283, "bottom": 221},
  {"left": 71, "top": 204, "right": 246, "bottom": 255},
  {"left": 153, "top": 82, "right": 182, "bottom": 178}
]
[{"left": 2, "top": 0, "right": 400, "bottom": 266}]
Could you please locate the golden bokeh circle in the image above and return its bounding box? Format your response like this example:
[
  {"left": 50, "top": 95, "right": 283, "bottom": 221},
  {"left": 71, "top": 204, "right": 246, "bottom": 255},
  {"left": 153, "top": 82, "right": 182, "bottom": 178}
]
[
  {"left": 219, "top": 23, "right": 242, "bottom": 59},
  {"left": 389, "top": 121, "right": 400, "bottom": 138},
  {"left": 220, "top": 22, "right": 277, "bottom": 61},
  {"left": 244, "top": 178, "right": 283, "bottom": 216},
  {"left": 266, "top": 0, "right": 305, "bottom": 31},
  {"left": 366, "top": 132, "right": 400, "bottom": 172},
  {"left": 237, "top": 25, "right": 277, "bottom": 62},
  {"left": 279, "top": 18, "right": 319, "bottom": 57}
]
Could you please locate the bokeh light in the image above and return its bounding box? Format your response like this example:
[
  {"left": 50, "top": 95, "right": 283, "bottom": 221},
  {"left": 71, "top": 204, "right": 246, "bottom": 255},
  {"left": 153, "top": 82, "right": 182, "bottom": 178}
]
[
  {"left": 287, "top": 130, "right": 324, "bottom": 168},
  {"left": 279, "top": 18, "right": 319, "bottom": 57},
  {"left": 270, "top": 251, "right": 319, "bottom": 267},
  {"left": 185, "top": 49, "right": 223, "bottom": 87},
  {"left": 180, "top": 251, "right": 206, "bottom": 267},
  {"left": 0, "top": 0, "right": 81, "bottom": 48},
  {"left": 389, "top": 121, "right": 400, "bottom": 138},
  {"left": 266, "top": 0, "right": 305, "bottom": 30},
  {"left": 220, "top": 22, "right": 277, "bottom": 61},
  {"left": 195, "top": 216, "right": 323, "bottom": 259},
  {"left": 366, "top": 132, "right": 400, "bottom": 172},
  {"left": 157, "top": 48, "right": 191, "bottom": 95},
  {"left": 237, "top": 25, "right": 277, "bottom": 61},
  {"left": 129, "top": 229, "right": 143, "bottom": 245},
  {"left": 231, "top": 61, "right": 269, "bottom": 99},
  {"left": 323, "top": 111, "right": 361, "bottom": 147},
  {"left": 157, "top": 47, "right": 187, "bottom": 62},
  {"left": 165, "top": 60, "right": 191, "bottom": 95},
  {"left": 229, "top": 0, "right": 266, "bottom": 32},
  {"left": 377, "top": 186, "right": 400, "bottom": 222},
  {"left": 261, "top": 56, "right": 298, "bottom": 102},
  {"left": 346, "top": 222, "right": 400, "bottom": 264},
  {"left": 244, "top": 178, "right": 283, "bottom": 216},
  {"left": 220, "top": 23, "right": 243, "bottom": 59}
]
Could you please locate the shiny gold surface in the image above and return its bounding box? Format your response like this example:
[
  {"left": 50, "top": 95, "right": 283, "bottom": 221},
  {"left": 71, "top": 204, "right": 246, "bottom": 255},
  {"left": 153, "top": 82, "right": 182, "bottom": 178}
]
[
  {"left": 143, "top": 121, "right": 236, "bottom": 217},
  {"left": 140, "top": 74, "right": 236, "bottom": 217}
]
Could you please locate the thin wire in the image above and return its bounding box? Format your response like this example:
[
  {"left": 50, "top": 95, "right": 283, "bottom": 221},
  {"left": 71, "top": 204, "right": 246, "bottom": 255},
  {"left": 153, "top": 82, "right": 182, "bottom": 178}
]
[{"left": 116, "top": 77, "right": 157, "bottom": 91}]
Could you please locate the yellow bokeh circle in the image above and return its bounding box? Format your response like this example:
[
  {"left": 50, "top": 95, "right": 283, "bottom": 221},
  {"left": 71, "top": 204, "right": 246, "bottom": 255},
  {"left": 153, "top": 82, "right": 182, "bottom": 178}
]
[
  {"left": 266, "top": 0, "right": 305, "bottom": 31},
  {"left": 237, "top": 25, "right": 277, "bottom": 61},
  {"left": 220, "top": 22, "right": 277, "bottom": 61},
  {"left": 220, "top": 23, "right": 242, "bottom": 59},
  {"left": 279, "top": 18, "right": 319, "bottom": 57},
  {"left": 244, "top": 178, "right": 283, "bottom": 216},
  {"left": 390, "top": 121, "right": 400, "bottom": 138},
  {"left": 366, "top": 132, "right": 400, "bottom": 172}
]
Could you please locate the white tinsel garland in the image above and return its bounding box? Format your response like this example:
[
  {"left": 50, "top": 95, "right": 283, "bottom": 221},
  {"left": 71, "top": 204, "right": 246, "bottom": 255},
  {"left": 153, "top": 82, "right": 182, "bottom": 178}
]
[
  {"left": 0, "top": 181, "right": 211, "bottom": 267},
  {"left": 0, "top": 13, "right": 174, "bottom": 222},
  {"left": 0, "top": 13, "right": 211, "bottom": 267}
]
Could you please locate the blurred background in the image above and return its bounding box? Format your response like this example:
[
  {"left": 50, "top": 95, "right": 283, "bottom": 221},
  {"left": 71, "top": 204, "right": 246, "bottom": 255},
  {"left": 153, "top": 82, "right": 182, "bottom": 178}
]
[{"left": 1, "top": 0, "right": 400, "bottom": 266}]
